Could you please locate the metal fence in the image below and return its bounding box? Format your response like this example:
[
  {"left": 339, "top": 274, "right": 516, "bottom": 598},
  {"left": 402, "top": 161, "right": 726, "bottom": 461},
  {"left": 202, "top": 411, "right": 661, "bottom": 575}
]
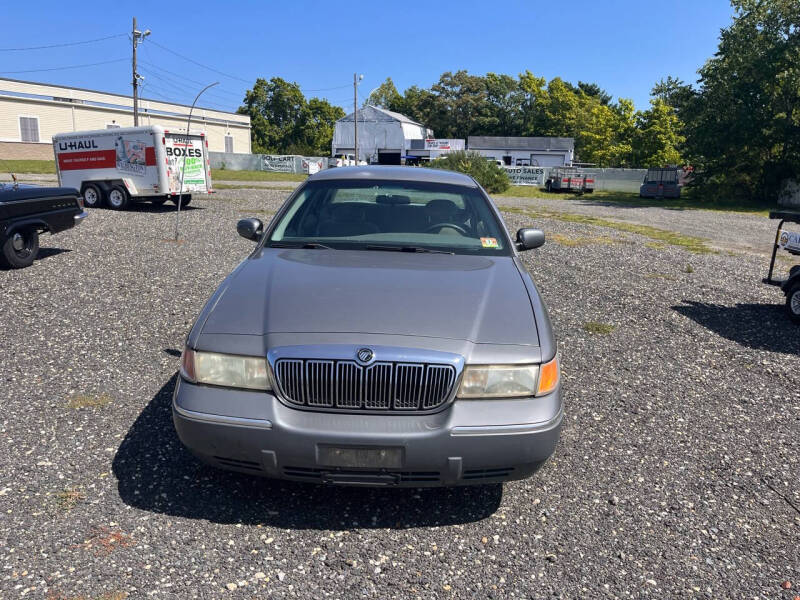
[
  {"left": 581, "top": 168, "right": 648, "bottom": 194},
  {"left": 502, "top": 166, "right": 647, "bottom": 193},
  {"left": 209, "top": 152, "right": 327, "bottom": 175},
  {"left": 210, "top": 151, "right": 650, "bottom": 194}
]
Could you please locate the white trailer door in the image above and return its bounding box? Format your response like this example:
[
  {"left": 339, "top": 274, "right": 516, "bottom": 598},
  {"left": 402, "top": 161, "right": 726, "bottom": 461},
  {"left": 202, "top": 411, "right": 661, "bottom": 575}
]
[{"left": 165, "top": 134, "right": 208, "bottom": 194}]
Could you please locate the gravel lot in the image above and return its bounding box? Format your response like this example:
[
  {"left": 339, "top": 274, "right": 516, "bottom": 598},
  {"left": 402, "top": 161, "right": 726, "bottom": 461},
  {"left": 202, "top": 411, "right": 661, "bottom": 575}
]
[{"left": 1, "top": 188, "right": 798, "bottom": 599}]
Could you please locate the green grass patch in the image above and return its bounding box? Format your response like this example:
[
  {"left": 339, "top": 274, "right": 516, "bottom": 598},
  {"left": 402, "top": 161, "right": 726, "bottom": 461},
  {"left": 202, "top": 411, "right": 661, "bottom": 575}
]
[
  {"left": 497, "top": 186, "right": 770, "bottom": 216},
  {"left": 0, "top": 159, "right": 56, "bottom": 174},
  {"left": 583, "top": 321, "right": 615, "bottom": 335},
  {"left": 500, "top": 205, "right": 716, "bottom": 254},
  {"left": 550, "top": 233, "right": 620, "bottom": 247},
  {"left": 644, "top": 273, "right": 678, "bottom": 281},
  {"left": 212, "top": 169, "right": 307, "bottom": 182},
  {"left": 215, "top": 183, "right": 296, "bottom": 191},
  {"left": 67, "top": 393, "right": 112, "bottom": 409}
]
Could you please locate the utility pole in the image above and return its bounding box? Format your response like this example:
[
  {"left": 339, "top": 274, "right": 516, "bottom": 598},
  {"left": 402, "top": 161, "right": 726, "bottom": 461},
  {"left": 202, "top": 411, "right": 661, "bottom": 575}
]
[
  {"left": 353, "top": 73, "right": 358, "bottom": 164},
  {"left": 131, "top": 18, "right": 150, "bottom": 126},
  {"left": 353, "top": 73, "right": 362, "bottom": 164}
]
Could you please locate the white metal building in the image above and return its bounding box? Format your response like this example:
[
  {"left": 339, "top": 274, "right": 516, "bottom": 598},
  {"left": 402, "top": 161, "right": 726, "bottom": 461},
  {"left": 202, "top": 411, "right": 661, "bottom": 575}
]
[
  {"left": 0, "top": 78, "right": 251, "bottom": 161},
  {"left": 332, "top": 106, "right": 432, "bottom": 165},
  {"left": 467, "top": 136, "right": 574, "bottom": 167}
]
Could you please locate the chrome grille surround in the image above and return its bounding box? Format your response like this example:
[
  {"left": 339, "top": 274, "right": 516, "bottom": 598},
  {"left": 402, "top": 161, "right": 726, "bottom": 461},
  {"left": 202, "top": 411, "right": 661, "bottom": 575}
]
[{"left": 269, "top": 345, "right": 463, "bottom": 414}]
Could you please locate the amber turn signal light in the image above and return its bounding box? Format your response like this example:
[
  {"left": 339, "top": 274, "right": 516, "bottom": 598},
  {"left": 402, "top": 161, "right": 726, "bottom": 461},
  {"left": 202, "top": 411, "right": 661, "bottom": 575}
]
[{"left": 536, "top": 355, "right": 559, "bottom": 396}]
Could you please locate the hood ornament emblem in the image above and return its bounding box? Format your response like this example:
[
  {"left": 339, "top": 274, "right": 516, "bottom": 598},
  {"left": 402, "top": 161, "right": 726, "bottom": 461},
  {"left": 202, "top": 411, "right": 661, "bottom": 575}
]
[{"left": 356, "top": 347, "right": 375, "bottom": 364}]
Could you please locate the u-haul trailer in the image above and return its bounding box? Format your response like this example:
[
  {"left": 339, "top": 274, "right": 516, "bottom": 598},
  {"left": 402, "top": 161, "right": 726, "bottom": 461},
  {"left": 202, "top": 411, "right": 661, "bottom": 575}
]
[{"left": 52, "top": 125, "right": 213, "bottom": 210}]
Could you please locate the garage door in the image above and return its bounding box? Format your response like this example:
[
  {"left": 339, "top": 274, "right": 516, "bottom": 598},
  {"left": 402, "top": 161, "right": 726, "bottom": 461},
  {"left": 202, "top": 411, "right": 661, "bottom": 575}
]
[{"left": 378, "top": 152, "right": 401, "bottom": 165}]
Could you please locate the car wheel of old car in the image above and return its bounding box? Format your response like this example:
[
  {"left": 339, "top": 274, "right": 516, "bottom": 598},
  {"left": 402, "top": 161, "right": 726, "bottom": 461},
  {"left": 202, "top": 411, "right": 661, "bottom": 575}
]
[
  {"left": 545, "top": 181, "right": 552, "bottom": 192},
  {"left": 81, "top": 183, "right": 104, "bottom": 209},
  {"left": 787, "top": 284, "right": 800, "bottom": 324},
  {"left": 107, "top": 185, "right": 130, "bottom": 210},
  {"left": 0, "top": 228, "right": 39, "bottom": 269}
]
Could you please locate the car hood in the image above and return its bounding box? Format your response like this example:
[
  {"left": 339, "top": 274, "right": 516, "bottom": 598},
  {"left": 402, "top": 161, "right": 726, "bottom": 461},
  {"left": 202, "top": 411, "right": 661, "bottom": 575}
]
[{"left": 200, "top": 248, "right": 539, "bottom": 346}]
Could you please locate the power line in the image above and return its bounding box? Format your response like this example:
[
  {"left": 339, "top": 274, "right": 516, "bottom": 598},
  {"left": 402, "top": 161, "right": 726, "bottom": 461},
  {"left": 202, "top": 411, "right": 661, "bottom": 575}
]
[
  {"left": 145, "top": 37, "right": 352, "bottom": 94},
  {"left": 139, "top": 79, "right": 237, "bottom": 113},
  {"left": 139, "top": 57, "right": 243, "bottom": 99},
  {"left": 147, "top": 38, "right": 252, "bottom": 84},
  {"left": 0, "top": 58, "right": 128, "bottom": 74},
  {"left": 138, "top": 64, "right": 242, "bottom": 106},
  {"left": 0, "top": 33, "right": 127, "bottom": 52},
  {"left": 138, "top": 67, "right": 238, "bottom": 110},
  {"left": 303, "top": 83, "right": 351, "bottom": 92}
]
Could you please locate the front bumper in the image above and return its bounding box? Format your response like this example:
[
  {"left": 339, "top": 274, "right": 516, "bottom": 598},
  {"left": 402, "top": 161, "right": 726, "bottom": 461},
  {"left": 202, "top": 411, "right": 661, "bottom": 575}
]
[
  {"left": 74, "top": 210, "right": 89, "bottom": 225},
  {"left": 172, "top": 377, "right": 563, "bottom": 487}
]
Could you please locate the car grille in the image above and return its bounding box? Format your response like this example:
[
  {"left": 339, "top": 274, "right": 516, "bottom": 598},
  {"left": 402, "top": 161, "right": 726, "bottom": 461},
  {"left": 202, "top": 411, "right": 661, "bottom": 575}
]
[{"left": 273, "top": 359, "right": 456, "bottom": 412}]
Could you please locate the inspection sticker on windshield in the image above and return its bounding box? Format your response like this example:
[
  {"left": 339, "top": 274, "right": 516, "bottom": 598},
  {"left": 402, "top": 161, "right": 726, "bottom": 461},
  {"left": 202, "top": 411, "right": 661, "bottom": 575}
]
[{"left": 481, "top": 237, "right": 499, "bottom": 248}]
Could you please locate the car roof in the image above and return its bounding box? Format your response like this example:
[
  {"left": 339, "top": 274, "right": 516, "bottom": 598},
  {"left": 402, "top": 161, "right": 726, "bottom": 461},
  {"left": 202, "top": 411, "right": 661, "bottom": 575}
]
[{"left": 308, "top": 166, "right": 478, "bottom": 188}]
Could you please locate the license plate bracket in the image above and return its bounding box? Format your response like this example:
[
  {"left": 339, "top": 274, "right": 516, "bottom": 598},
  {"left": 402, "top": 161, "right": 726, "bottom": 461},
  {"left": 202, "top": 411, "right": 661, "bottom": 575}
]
[{"left": 317, "top": 445, "right": 404, "bottom": 469}]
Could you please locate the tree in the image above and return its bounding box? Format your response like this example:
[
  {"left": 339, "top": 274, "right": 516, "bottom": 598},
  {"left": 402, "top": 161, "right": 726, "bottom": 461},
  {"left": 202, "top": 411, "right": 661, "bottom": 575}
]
[
  {"left": 682, "top": 0, "right": 800, "bottom": 200},
  {"left": 651, "top": 76, "right": 694, "bottom": 114},
  {"left": 365, "top": 77, "right": 402, "bottom": 109},
  {"left": 239, "top": 77, "right": 344, "bottom": 155},
  {"left": 429, "top": 150, "right": 510, "bottom": 193},
  {"left": 632, "top": 98, "right": 685, "bottom": 167},
  {"left": 578, "top": 81, "right": 612, "bottom": 105},
  {"left": 291, "top": 98, "right": 345, "bottom": 156}
]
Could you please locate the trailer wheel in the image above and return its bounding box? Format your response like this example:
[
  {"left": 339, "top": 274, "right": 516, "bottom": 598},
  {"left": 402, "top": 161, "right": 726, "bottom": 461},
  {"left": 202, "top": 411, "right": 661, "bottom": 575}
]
[
  {"left": 107, "top": 185, "right": 130, "bottom": 210},
  {"left": 82, "top": 183, "right": 104, "bottom": 208},
  {"left": 172, "top": 194, "right": 191, "bottom": 208},
  {"left": 787, "top": 284, "right": 800, "bottom": 324},
  {"left": 0, "top": 228, "right": 39, "bottom": 269},
  {"left": 545, "top": 181, "right": 552, "bottom": 193}
]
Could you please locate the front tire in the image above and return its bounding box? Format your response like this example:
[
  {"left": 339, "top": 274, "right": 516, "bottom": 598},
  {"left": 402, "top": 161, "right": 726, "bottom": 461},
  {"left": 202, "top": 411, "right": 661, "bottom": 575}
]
[
  {"left": 82, "top": 183, "right": 104, "bottom": 208},
  {"left": 787, "top": 284, "right": 800, "bottom": 324},
  {"left": 107, "top": 185, "right": 130, "bottom": 210},
  {"left": 0, "top": 228, "right": 39, "bottom": 269}
]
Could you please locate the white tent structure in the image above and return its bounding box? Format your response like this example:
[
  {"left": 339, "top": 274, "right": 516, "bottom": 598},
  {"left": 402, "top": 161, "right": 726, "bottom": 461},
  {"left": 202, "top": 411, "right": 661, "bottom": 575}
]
[{"left": 332, "top": 106, "right": 432, "bottom": 165}]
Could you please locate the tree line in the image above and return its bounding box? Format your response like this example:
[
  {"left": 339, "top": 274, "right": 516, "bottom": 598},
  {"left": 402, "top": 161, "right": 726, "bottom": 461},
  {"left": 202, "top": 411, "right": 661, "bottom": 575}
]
[{"left": 239, "top": 0, "right": 798, "bottom": 202}]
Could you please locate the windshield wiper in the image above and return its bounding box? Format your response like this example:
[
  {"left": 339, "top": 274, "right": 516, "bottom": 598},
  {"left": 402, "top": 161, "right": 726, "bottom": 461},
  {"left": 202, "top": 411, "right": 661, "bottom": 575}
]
[
  {"left": 268, "top": 241, "right": 333, "bottom": 249},
  {"left": 365, "top": 245, "right": 453, "bottom": 255}
]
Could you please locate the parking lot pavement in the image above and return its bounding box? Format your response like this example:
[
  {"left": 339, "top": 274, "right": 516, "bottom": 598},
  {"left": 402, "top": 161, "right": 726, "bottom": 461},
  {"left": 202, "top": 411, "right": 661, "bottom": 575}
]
[{"left": 1, "top": 189, "right": 798, "bottom": 599}]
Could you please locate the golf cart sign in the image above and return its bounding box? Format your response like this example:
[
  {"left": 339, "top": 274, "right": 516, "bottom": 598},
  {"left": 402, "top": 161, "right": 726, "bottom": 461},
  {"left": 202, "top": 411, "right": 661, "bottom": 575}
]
[{"left": 262, "top": 155, "right": 294, "bottom": 173}]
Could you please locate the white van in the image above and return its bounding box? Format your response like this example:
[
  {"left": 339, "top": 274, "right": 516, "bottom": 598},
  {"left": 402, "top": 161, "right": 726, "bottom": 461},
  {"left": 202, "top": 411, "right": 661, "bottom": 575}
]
[{"left": 52, "top": 125, "right": 213, "bottom": 210}]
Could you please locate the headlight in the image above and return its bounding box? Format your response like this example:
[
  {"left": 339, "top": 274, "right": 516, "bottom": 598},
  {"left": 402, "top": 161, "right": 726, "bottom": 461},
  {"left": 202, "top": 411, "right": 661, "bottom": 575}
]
[
  {"left": 181, "top": 348, "right": 270, "bottom": 390},
  {"left": 457, "top": 356, "right": 559, "bottom": 398}
]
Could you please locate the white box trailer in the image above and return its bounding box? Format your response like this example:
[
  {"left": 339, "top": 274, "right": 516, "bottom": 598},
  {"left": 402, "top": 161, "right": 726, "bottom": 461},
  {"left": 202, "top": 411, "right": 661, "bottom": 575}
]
[{"left": 52, "top": 125, "right": 213, "bottom": 210}]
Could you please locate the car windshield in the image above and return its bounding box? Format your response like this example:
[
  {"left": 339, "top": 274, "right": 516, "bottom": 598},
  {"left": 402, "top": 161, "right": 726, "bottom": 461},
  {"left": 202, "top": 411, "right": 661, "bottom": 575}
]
[{"left": 267, "top": 179, "right": 511, "bottom": 255}]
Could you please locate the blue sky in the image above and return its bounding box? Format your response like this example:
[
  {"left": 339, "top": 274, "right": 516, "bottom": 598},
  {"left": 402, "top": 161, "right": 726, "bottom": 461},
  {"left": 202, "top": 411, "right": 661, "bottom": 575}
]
[{"left": 1, "top": 0, "right": 735, "bottom": 115}]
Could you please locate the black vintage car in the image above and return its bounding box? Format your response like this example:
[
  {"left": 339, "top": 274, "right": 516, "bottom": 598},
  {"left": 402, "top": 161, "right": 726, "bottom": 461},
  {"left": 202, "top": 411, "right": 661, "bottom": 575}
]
[{"left": 0, "top": 182, "right": 87, "bottom": 269}]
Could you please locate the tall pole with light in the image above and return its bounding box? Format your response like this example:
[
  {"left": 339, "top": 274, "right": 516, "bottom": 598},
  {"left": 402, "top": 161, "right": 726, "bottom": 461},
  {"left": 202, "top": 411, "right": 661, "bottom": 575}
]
[
  {"left": 131, "top": 17, "right": 150, "bottom": 126},
  {"left": 174, "top": 81, "right": 219, "bottom": 242},
  {"left": 353, "top": 73, "right": 363, "bottom": 163}
]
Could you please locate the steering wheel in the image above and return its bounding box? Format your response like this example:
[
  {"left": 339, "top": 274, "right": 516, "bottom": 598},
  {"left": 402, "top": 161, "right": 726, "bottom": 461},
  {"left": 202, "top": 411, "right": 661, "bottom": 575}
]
[{"left": 424, "top": 222, "right": 468, "bottom": 235}]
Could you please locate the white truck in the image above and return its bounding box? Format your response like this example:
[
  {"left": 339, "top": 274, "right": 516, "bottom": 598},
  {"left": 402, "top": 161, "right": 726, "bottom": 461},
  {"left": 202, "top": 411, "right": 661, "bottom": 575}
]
[{"left": 52, "top": 125, "right": 213, "bottom": 210}]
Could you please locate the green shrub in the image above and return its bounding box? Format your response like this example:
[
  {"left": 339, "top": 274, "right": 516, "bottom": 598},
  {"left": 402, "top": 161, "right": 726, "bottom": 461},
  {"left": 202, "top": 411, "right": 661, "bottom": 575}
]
[{"left": 428, "top": 151, "right": 510, "bottom": 194}]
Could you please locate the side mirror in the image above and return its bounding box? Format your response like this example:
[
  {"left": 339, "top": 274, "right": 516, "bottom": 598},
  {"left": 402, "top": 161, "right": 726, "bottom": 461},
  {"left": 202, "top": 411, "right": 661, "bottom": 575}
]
[
  {"left": 237, "top": 218, "right": 263, "bottom": 241},
  {"left": 516, "top": 228, "right": 545, "bottom": 251}
]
